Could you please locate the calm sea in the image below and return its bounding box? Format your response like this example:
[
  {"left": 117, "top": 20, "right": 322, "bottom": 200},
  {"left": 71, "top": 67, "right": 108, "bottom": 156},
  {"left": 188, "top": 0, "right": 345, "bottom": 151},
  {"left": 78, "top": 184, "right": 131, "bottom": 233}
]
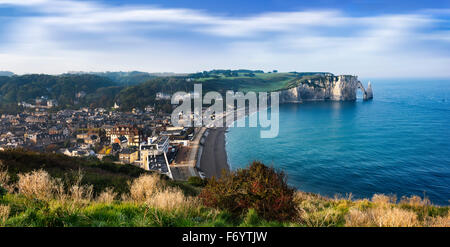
[{"left": 225, "top": 79, "right": 450, "bottom": 205}]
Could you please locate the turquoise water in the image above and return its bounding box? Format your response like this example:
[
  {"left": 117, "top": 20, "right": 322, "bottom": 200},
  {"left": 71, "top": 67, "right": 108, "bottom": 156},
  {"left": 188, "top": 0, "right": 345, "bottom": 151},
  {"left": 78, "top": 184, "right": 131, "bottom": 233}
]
[{"left": 226, "top": 79, "right": 450, "bottom": 205}]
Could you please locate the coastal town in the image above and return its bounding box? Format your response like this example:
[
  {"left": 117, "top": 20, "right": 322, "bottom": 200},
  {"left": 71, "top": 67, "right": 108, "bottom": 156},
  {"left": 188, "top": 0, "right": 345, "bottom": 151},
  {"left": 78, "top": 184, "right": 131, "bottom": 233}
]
[{"left": 0, "top": 96, "right": 212, "bottom": 181}]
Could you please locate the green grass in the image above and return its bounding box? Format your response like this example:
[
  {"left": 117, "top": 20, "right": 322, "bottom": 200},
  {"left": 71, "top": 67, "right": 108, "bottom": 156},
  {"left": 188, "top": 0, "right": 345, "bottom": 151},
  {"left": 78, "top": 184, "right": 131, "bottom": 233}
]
[
  {"left": 199, "top": 74, "right": 296, "bottom": 93},
  {"left": 0, "top": 193, "right": 300, "bottom": 227},
  {"left": 0, "top": 149, "right": 150, "bottom": 196},
  {"left": 2, "top": 191, "right": 447, "bottom": 227},
  {"left": 1, "top": 150, "right": 448, "bottom": 227},
  {"left": 195, "top": 72, "right": 336, "bottom": 93}
]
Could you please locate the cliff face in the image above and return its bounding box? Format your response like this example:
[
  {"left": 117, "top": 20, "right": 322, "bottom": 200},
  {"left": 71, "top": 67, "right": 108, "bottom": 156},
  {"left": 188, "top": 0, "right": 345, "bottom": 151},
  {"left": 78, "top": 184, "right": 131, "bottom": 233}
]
[
  {"left": 364, "top": 82, "right": 373, "bottom": 100},
  {"left": 279, "top": 75, "right": 372, "bottom": 103}
]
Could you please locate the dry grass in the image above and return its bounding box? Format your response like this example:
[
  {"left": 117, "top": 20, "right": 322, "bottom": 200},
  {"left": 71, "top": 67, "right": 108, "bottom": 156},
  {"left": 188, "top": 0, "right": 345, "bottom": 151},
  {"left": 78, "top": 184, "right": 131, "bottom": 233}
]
[
  {"left": 0, "top": 161, "right": 9, "bottom": 185},
  {"left": 53, "top": 178, "right": 67, "bottom": 201},
  {"left": 16, "top": 169, "right": 94, "bottom": 204},
  {"left": 345, "top": 194, "right": 419, "bottom": 227},
  {"left": 129, "top": 174, "right": 163, "bottom": 202},
  {"left": 129, "top": 174, "right": 197, "bottom": 212},
  {"left": 399, "top": 195, "right": 430, "bottom": 207},
  {"left": 371, "top": 194, "right": 397, "bottom": 205},
  {"left": 299, "top": 207, "right": 343, "bottom": 227},
  {"left": 146, "top": 187, "right": 197, "bottom": 212},
  {"left": 68, "top": 172, "right": 93, "bottom": 203},
  {"left": 0, "top": 205, "right": 9, "bottom": 226},
  {"left": 97, "top": 187, "right": 118, "bottom": 203},
  {"left": 295, "top": 192, "right": 434, "bottom": 227},
  {"left": 424, "top": 214, "right": 450, "bottom": 227},
  {"left": 3, "top": 168, "right": 448, "bottom": 227},
  {"left": 294, "top": 191, "right": 344, "bottom": 227},
  {"left": 17, "top": 169, "right": 56, "bottom": 200},
  {"left": 0, "top": 161, "right": 13, "bottom": 193},
  {"left": 345, "top": 207, "right": 418, "bottom": 227},
  {"left": 294, "top": 191, "right": 325, "bottom": 202}
]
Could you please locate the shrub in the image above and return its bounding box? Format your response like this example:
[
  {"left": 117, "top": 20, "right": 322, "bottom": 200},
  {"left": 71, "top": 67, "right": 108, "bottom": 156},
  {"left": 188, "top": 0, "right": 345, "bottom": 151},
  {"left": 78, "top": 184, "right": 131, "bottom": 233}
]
[
  {"left": 0, "top": 186, "right": 6, "bottom": 197},
  {"left": 129, "top": 174, "right": 162, "bottom": 202},
  {"left": 198, "top": 161, "right": 296, "bottom": 221},
  {"left": 17, "top": 170, "right": 56, "bottom": 200},
  {"left": 0, "top": 149, "right": 148, "bottom": 196},
  {"left": 67, "top": 171, "right": 93, "bottom": 203},
  {"left": 146, "top": 188, "right": 196, "bottom": 212},
  {"left": 69, "top": 183, "right": 93, "bottom": 204},
  {"left": 187, "top": 176, "right": 206, "bottom": 187},
  {"left": 97, "top": 187, "right": 118, "bottom": 203},
  {"left": 102, "top": 155, "right": 118, "bottom": 163}
]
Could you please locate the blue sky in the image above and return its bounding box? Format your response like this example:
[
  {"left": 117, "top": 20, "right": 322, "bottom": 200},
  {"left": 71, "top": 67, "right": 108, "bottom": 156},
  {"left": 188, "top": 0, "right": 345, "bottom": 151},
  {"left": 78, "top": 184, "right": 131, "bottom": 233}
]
[{"left": 0, "top": 0, "right": 450, "bottom": 77}]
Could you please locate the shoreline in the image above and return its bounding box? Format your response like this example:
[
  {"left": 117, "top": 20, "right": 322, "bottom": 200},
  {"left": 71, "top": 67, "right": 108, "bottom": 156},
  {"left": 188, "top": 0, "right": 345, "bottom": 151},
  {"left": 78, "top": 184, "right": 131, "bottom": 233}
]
[
  {"left": 198, "top": 107, "right": 262, "bottom": 178},
  {"left": 198, "top": 127, "right": 229, "bottom": 178}
]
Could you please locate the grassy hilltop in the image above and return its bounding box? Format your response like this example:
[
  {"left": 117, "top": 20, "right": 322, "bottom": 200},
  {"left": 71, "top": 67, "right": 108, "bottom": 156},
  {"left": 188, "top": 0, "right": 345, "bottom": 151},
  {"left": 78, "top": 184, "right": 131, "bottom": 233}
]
[
  {"left": 0, "top": 70, "right": 331, "bottom": 113},
  {"left": 0, "top": 150, "right": 448, "bottom": 227},
  {"left": 116, "top": 70, "right": 331, "bottom": 110}
]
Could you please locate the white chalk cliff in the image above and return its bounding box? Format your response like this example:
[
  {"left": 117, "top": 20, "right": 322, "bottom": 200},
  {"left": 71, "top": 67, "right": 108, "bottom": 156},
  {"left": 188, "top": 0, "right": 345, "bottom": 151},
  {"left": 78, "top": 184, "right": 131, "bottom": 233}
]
[{"left": 279, "top": 75, "right": 373, "bottom": 103}]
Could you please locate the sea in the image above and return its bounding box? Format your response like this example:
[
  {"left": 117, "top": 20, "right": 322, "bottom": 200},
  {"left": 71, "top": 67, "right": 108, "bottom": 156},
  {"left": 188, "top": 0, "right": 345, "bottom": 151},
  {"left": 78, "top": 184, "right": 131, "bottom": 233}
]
[{"left": 225, "top": 79, "right": 450, "bottom": 205}]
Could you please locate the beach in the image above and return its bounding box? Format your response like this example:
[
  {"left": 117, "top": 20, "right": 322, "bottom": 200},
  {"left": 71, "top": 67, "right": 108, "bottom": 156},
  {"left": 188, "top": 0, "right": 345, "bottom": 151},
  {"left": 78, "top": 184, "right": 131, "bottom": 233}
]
[
  {"left": 198, "top": 127, "right": 229, "bottom": 178},
  {"left": 197, "top": 106, "right": 260, "bottom": 178}
]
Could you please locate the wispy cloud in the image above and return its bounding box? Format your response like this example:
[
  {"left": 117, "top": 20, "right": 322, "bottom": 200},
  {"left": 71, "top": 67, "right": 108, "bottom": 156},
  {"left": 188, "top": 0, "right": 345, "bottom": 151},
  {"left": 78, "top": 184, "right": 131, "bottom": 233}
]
[{"left": 0, "top": 0, "right": 449, "bottom": 77}]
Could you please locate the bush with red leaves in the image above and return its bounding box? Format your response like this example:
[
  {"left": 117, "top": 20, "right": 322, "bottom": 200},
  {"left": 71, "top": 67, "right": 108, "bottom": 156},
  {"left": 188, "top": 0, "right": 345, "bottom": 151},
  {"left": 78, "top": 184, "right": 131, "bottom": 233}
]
[{"left": 198, "top": 161, "right": 296, "bottom": 221}]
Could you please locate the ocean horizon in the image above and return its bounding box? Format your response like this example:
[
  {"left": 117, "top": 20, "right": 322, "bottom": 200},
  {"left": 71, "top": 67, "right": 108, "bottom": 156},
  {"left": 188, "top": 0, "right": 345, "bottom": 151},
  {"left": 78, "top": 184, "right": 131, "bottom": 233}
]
[{"left": 226, "top": 79, "right": 450, "bottom": 205}]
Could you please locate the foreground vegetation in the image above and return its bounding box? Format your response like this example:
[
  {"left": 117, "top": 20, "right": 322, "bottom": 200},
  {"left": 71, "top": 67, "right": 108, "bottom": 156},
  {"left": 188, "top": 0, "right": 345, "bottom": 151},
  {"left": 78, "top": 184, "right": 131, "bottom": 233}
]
[{"left": 0, "top": 151, "right": 448, "bottom": 227}]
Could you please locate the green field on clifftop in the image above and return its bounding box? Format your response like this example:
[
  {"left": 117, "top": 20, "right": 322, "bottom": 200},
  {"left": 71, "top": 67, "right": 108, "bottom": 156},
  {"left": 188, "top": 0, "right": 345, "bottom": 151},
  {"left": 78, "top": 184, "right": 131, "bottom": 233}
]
[{"left": 0, "top": 70, "right": 332, "bottom": 113}]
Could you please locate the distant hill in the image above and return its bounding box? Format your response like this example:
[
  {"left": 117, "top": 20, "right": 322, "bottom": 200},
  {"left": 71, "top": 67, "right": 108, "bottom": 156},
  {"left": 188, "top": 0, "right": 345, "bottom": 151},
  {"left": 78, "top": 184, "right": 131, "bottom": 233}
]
[
  {"left": 114, "top": 70, "right": 332, "bottom": 110},
  {"left": 0, "top": 74, "right": 120, "bottom": 109},
  {"left": 115, "top": 76, "right": 196, "bottom": 110},
  {"left": 0, "top": 70, "right": 332, "bottom": 112},
  {"left": 66, "top": 71, "right": 157, "bottom": 86},
  {"left": 0, "top": 71, "right": 14, "bottom": 77}
]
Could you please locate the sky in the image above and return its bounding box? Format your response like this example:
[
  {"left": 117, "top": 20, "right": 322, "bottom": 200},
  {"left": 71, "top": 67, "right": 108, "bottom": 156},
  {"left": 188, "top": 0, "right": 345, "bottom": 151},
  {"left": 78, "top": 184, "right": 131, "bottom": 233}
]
[{"left": 0, "top": 0, "right": 450, "bottom": 77}]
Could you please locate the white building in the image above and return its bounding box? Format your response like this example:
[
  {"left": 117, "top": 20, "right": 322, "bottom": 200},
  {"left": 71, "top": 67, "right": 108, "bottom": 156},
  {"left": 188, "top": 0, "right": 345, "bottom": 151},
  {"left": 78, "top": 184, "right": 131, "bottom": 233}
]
[
  {"left": 139, "top": 136, "right": 172, "bottom": 179},
  {"left": 156, "top": 92, "right": 171, "bottom": 100}
]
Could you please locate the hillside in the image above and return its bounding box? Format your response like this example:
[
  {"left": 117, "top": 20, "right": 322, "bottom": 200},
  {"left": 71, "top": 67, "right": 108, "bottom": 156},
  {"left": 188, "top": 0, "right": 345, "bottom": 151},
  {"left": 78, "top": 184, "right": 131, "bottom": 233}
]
[
  {"left": 184, "top": 70, "right": 331, "bottom": 93},
  {"left": 0, "top": 71, "right": 14, "bottom": 77},
  {"left": 0, "top": 70, "right": 335, "bottom": 112},
  {"left": 0, "top": 150, "right": 197, "bottom": 196},
  {"left": 0, "top": 74, "right": 121, "bottom": 110},
  {"left": 0, "top": 150, "right": 149, "bottom": 195},
  {"left": 0, "top": 151, "right": 448, "bottom": 227},
  {"left": 114, "top": 71, "right": 332, "bottom": 110},
  {"left": 66, "top": 71, "right": 158, "bottom": 86}
]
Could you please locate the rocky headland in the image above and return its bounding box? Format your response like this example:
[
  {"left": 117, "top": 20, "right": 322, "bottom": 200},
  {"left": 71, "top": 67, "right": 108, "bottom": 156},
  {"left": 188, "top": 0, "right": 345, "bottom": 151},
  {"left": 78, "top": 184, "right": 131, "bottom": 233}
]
[{"left": 279, "top": 75, "right": 373, "bottom": 103}]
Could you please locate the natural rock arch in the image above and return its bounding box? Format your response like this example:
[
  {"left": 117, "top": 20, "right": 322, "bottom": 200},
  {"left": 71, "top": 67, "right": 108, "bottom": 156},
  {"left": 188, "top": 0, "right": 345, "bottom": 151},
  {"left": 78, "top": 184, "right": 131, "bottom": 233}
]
[{"left": 357, "top": 81, "right": 373, "bottom": 101}]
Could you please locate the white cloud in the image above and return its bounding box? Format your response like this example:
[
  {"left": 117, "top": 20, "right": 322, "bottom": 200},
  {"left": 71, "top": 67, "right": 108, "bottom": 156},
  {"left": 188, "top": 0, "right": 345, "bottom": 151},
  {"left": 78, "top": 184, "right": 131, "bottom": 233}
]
[{"left": 0, "top": 0, "right": 449, "bottom": 77}]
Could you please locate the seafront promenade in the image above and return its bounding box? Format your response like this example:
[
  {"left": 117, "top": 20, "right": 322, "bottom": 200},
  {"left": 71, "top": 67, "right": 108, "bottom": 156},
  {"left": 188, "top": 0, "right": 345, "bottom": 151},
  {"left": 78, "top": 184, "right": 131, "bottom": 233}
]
[
  {"left": 170, "top": 127, "right": 205, "bottom": 180},
  {"left": 171, "top": 108, "right": 249, "bottom": 180}
]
